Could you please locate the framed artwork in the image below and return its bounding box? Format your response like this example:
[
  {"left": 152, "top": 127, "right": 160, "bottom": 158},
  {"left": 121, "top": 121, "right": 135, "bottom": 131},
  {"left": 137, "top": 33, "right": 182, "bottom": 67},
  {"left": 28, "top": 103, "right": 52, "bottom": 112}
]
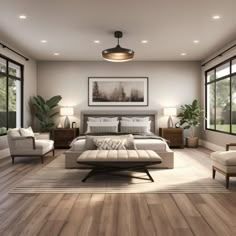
[{"left": 88, "top": 77, "right": 148, "bottom": 106}]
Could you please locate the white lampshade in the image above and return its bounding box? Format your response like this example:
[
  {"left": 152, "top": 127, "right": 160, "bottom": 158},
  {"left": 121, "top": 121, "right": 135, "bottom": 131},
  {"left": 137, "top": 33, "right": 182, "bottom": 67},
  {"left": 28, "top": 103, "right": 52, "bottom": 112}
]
[
  {"left": 163, "top": 107, "right": 177, "bottom": 116},
  {"left": 60, "top": 107, "right": 74, "bottom": 116}
]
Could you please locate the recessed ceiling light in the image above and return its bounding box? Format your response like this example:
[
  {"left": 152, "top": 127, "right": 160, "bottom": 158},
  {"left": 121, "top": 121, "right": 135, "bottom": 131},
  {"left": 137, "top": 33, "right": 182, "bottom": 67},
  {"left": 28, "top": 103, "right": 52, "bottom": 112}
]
[
  {"left": 212, "top": 15, "right": 221, "bottom": 20},
  {"left": 141, "top": 40, "right": 148, "bottom": 44},
  {"left": 193, "top": 40, "right": 199, "bottom": 44},
  {"left": 40, "top": 40, "right": 47, "bottom": 43},
  {"left": 54, "top": 53, "right": 60, "bottom": 56},
  {"left": 19, "top": 15, "right": 27, "bottom": 19},
  {"left": 94, "top": 40, "right": 100, "bottom": 44},
  {"left": 180, "top": 53, "right": 187, "bottom": 56}
]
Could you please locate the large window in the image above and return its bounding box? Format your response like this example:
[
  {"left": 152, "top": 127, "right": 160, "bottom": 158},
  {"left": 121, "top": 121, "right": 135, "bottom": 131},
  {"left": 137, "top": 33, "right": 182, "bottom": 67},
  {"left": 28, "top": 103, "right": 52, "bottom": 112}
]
[
  {"left": 205, "top": 56, "right": 236, "bottom": 134},
  {"left": 0, "top": 54, "right": 23, "bottom": 135}
]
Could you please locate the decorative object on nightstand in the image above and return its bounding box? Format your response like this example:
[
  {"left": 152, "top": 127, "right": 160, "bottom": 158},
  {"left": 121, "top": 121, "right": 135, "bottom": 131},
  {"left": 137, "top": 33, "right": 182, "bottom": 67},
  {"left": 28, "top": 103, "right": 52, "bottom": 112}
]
[
  {"left": 163, "top": 107, "right": 177, "bottom": 128},
  {"left": 159, "top": 128, "right": 184, "bottom": 148},
  {"left": 52, "top": 128, "right": 79, "bottom": 148},
  {"left": 60, "top": 107, "right": 74, "bottom": 128}
]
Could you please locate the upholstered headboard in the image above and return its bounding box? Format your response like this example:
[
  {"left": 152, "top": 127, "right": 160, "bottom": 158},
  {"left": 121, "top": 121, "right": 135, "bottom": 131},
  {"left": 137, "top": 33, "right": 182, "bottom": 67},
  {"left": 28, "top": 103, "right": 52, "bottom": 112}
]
[{"left": 80, "top": 110, "right": 157, "bottom": 134}]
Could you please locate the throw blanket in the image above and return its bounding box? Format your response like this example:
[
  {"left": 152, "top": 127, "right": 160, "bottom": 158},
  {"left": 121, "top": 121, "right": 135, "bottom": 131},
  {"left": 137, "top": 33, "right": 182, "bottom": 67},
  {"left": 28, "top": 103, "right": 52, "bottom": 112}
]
[{"left": 70, "top": 132, "right": 167, "bottom": 147}]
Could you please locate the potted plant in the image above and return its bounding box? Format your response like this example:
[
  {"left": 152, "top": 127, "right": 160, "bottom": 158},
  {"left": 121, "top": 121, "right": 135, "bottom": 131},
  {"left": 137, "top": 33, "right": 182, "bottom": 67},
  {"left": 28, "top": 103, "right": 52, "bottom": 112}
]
[
  {"left": 32, "top": 95, "right": 62, "bottom": 132},
  {"left": 177, "top": 99, "right": 202, "bottom": 148}
]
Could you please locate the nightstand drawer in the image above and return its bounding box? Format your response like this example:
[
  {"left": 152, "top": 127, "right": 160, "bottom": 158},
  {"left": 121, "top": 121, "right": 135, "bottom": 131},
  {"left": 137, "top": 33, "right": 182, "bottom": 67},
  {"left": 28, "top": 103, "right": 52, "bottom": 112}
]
[{"left": 159, "top": 128, "right": 184, "bottom": 148}]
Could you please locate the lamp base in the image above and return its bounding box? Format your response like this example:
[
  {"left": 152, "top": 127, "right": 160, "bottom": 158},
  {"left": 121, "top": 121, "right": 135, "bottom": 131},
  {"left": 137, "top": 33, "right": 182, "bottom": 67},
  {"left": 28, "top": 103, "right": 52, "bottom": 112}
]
[
  {"left": 64, "top": 116, "right": 70, "bottom": 128},
  {"left": 167, "top": 116, "right": 174, "bottom": 128}
]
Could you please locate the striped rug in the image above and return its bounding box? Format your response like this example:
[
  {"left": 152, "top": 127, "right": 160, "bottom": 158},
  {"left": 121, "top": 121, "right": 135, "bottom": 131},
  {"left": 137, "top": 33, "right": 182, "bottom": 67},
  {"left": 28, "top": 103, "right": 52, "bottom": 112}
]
[{"left": 10, "top": 149, "right": 232, "bottom": 193}]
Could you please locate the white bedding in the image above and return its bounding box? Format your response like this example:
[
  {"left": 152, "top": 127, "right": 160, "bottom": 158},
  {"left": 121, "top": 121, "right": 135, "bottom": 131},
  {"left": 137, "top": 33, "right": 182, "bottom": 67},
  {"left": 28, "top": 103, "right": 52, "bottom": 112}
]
[{"left": 70, "top": 138, "right": 167, "bottom": 152}]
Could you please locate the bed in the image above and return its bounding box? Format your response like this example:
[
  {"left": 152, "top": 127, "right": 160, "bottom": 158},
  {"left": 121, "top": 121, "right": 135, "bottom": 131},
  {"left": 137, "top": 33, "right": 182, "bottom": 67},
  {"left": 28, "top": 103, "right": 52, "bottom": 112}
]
[{"left": 64, "top": 110, "right": 174, "bottom": 169}]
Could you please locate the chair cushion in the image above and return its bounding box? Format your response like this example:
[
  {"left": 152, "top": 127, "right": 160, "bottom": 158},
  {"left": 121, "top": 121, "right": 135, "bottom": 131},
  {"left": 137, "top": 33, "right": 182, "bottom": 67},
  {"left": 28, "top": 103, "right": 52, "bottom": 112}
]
[
  {"left": 211, "top": 151, "right": 236, "bottom": 166},
  {"left": 7, "top": 128, "right": 21, "bottom": 137}
]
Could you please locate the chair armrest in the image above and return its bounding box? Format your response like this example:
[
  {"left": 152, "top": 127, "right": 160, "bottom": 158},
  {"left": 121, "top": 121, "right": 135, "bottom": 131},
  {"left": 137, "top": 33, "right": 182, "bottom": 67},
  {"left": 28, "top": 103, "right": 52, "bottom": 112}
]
[
  {"left": 12, "top": 136, "right": 36, "bottom": 149},
  {"left": 226, "top": 143, "right": 236, "bottom": 151}
]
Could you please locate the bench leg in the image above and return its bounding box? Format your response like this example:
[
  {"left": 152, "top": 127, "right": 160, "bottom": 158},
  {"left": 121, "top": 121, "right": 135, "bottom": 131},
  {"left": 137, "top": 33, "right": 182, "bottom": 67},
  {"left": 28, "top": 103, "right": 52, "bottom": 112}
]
[
  {"left": 144, "top": 167, "right": 154, "bottom": 182},
  {"left": 82, "top": 169, "right": 96, "bottom": 182},
  {"left": 212, "top": 167, "right": 216, "bottom": 179},
  {"left": 226, "top": 174, "right": 230, "bottom": 189},
  {"left": 11, "top": 156, "right": 15, "bottom": 164}
]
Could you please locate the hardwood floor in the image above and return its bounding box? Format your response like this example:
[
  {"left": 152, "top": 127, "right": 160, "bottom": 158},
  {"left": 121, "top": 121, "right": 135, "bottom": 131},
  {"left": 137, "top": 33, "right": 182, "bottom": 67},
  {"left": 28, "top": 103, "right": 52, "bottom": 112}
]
[{"left": 0, "top": 148, "right": 236, "bottom": 236}]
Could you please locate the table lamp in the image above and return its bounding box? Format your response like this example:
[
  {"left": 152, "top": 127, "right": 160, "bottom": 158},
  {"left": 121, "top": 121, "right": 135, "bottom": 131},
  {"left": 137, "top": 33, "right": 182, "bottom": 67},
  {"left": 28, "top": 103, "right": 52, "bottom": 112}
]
[
  {"left": 163, "top": 107, "right": 177, "bottom": 128},
  {"left": 60, "top": 107, "right": 74, "bottom": 128}
]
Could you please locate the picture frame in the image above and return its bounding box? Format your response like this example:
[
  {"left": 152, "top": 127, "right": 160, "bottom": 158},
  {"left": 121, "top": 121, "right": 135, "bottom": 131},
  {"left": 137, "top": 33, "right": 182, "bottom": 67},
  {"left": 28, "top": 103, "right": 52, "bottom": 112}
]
[{"left": 88, "top": 77, "right": 149, "bottom": 106}]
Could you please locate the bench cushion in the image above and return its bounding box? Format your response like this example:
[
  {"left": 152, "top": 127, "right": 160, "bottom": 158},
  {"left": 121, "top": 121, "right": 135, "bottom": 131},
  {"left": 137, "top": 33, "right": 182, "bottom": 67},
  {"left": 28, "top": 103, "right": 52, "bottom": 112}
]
[
  {"left": 211, "top": 151, "right": 236, "bottom": 166},
  {"left": 77, "top": 150, "right": 162, "bottom": 162}
]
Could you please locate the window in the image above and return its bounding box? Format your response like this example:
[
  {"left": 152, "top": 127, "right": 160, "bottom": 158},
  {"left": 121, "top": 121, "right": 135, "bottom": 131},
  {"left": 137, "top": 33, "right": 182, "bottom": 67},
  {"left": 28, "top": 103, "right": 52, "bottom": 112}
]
[
  {"left": 205, "top": 56, "right": 236, "bottom": 134},
  {"left": 0, "top": 54, "right": 23, "bottom": 135}
]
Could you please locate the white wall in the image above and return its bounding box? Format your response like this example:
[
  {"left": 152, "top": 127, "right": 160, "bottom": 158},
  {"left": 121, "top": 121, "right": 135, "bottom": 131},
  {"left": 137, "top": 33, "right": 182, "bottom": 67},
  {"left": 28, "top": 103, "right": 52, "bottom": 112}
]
[
  {"left": 201, "top": 39, "right": 236, "bottom": 149},
  {"left": 37, "top": 61, "right": 201, "bottom": 132},
  {"left": 0, "top": 41, "right": 37, "bottom": 152}
]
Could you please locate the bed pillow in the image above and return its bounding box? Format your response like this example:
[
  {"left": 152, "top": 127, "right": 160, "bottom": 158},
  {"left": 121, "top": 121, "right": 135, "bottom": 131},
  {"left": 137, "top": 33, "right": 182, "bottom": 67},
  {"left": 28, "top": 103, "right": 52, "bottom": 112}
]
[
  {"left": 19, "top": 127, "right": 35, "bottom": 137},
  {"left": 86, "top": 121, "right": 119, "bottom": 133},
  {"left": 88, "top": 117, "right": 118, "bottom": 122},
  {"left": 85, "top": 134, "right": 136, "bottom": 150},
  {"left": 94, "top": 137, "right": 127, "bottom": 150},
  {"left": 88, "top": 117, "right": 103, "bottom": 122},
  {"left": 120, "top": 120, "right": 151, "bottom": 133},
  {"left": 122, "top": 117, "right": 150, "bottom": 122}
]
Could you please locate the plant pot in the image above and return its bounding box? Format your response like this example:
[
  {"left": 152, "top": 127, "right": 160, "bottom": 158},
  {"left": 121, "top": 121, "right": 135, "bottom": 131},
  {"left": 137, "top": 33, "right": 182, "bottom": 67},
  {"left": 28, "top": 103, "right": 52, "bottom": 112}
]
[{"left": 186, "top": 137, "right": 199, "bottom": 148}]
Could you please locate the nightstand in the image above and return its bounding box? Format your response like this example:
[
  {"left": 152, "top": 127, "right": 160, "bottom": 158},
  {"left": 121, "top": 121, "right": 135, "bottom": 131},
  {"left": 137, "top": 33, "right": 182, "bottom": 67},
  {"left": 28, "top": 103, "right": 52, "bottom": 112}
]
[
  {"left": 159, "top": 128, "right": 184, "bottom": 148},
  {"left": 52, "top": 128, "right": 79, "bottom": 148}
]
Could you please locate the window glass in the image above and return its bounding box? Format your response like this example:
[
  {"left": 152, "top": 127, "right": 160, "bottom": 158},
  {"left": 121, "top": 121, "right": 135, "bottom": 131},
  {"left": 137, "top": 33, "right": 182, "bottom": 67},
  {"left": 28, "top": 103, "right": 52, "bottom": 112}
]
[
  {"left": 216, "top": 62, "right": 230, "bottom": 79},
  {"left": 215, "top": 78, "right": 230, "bottom": 132},
  {"left": 9, "top": 62, "right": 21, "bottom": 78},
  {"left": 231, "top": 75, "right": 236, "bottom": 133},
  {"left": 206, "top": 83, "right": 215, "bottom": 129},
  {"left": 232, "top": 59, "right": 236, "bottom": 73},
  {"left": 0, "top": 75, "right": 7, "bottom": 134},
  {"left": 207, "top": 70, "right": 215, "bottom": 82},
  {"left": 0, "top": 58, "right": 6, "bottom": 73}
]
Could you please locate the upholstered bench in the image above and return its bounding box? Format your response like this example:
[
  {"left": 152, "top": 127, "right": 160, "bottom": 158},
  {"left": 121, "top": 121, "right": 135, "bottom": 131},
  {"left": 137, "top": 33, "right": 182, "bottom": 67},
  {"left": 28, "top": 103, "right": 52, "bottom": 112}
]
[
  {"left": 211, "top": 143, "right": 236, "bottom": 188},
  {"left": 77, "top": 150, "right": 162, "bottom": 182}
]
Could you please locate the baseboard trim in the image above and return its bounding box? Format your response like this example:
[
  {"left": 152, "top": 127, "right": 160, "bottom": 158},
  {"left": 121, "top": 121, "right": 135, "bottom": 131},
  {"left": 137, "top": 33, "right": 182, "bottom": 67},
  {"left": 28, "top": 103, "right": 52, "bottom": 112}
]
[
  {"left": 0, "top": 148, "right": 10, "bottom": 159},
  {"left": 199, "top": 139, "right": 224, "bottom": 151}
]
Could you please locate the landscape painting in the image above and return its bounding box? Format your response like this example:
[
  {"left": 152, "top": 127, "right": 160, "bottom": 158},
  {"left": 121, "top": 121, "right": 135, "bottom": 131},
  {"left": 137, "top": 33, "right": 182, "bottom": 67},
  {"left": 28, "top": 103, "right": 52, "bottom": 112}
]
[{"left": 88, "top": 77, "right": 148, "bottom": 106}]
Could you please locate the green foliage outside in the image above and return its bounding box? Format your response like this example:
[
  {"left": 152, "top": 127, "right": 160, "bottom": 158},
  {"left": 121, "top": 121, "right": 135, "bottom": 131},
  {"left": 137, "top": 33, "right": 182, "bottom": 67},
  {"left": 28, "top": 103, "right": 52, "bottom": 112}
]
[
  {"left": 177, "top": 99, "right": 203, "bottom": 137},
  {"left": 32, "top": 95, "right": 62, "bottom": 132}
]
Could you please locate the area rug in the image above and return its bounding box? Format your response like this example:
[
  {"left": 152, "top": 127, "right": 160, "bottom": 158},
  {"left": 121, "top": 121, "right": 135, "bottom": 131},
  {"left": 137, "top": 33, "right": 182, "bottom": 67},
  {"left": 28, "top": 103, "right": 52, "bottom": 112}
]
[{"left": 10, "top": 149, "right": 231, "bottom": 193}]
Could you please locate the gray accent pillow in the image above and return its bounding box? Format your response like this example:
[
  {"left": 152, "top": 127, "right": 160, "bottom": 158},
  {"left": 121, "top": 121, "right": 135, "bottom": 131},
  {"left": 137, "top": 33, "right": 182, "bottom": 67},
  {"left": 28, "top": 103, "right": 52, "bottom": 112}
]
[
  {"left": 85, "top": 134, "right": 136, "bottom": 150},
  {"left": 120, "top": 126, "right": 148, "bottom": 134},
  {"left": 90, "top": 126, "right": 117, "bottom": 133},
  {"left": 94, "top": 138, "right": 126, "bottom": 150}
]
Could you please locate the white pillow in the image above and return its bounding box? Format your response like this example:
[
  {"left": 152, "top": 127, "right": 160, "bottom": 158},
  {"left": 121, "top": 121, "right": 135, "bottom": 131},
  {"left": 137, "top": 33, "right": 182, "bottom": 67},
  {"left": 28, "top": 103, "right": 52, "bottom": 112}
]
[
  {"left": 122, "top": 117, "right": 150, "bottom": 122},
  {"left": 19, "top": 127, "right": 35, "bottom": 137},
  {"left": 7, "top": 128, "right": 21, "bottom": 137},
  {"left": 88, "top": 117, "right": 103, "bottom": 122},
  {"left": 88, "top": 117, "right": 118, "bottom": 122},
  {"left": 86, "top": 121, "right": 119, "bottom": 133},
  {"left": 120, "top": 120, "right": 151, "bottom": 132}
]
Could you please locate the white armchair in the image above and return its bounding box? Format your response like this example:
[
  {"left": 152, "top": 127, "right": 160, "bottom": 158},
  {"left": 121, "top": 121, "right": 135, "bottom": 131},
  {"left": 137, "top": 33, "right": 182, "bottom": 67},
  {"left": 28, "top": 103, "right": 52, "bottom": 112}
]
[{"left": 7, "top": 127, "right": 54, "bottom": 164}]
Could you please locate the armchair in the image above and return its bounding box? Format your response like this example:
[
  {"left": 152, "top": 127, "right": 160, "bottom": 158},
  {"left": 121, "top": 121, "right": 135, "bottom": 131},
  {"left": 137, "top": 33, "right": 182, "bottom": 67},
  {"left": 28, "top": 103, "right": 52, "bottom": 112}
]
[{"left": 7, "top": 128, "right": 54, "bottom": 164}]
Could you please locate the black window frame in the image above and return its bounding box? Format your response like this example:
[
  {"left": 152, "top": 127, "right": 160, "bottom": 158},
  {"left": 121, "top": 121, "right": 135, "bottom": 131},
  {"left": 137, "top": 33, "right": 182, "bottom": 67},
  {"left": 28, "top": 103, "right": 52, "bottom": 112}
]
[
  {"left": 205, "top": 55, "right": 236, "bottom": 135},
  {"left": 0, "top": 53, "right": 24, "bottom": 136}
]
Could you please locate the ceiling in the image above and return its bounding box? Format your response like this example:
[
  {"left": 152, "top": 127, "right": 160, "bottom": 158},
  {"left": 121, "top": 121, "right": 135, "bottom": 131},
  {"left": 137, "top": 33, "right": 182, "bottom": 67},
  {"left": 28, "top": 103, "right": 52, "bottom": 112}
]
[{"left": 0, "top": 0, "right": 236, "bottom": 61}]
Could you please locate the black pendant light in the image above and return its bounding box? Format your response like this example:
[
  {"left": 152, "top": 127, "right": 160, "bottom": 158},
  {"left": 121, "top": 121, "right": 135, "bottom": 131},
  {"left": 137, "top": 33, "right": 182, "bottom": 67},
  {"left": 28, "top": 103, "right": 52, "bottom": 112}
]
[{"left": 102, "top": 31, "right": 134, "bottom": 62}]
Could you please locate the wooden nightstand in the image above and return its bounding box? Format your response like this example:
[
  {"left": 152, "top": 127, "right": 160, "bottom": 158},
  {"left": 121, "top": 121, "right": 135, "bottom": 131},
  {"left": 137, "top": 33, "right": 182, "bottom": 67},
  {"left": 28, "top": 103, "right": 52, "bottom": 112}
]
[
  {"left": 52, "top": 128, "right": 79, "bottom": 148},
  {"left": 159, "top": 128, "right": 184, "bottom": 148}
]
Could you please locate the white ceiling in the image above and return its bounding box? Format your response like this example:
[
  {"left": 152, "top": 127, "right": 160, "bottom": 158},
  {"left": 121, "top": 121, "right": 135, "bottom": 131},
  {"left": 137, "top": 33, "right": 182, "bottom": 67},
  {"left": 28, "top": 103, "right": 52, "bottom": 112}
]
[{"left": 0, "top": 0, "right": 236, "bottom": 61}]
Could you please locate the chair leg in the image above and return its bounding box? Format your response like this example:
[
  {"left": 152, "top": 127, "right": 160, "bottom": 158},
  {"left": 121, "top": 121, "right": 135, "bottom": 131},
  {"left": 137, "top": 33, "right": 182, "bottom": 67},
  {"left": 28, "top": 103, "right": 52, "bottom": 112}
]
[
  {"left": 41, "top": 156, "right": 44, "bottom": 164},
  {"left": 226, "top": 174, "right": 230, "bottom": 189},
  {"left": 11, "top": 156, "right": 15, "bottom": 164},
  {"left": 212, "top": 167, "right": 216, "bottom": 179},
  {"left": 52, "top": 149, "right": 55, "bottom": 156}
]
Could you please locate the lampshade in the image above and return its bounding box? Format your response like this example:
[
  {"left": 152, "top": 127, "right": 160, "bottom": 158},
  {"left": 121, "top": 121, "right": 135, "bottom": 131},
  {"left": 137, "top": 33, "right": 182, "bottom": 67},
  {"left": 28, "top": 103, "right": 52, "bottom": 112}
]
[
  {"left": 60, "top": 107, "right": 74, "bottom": 116},
  {"left": 102, "top": 31, "right": 134, "bottom": 62},
  {"left": 163, "top": 107, "right": 177, "bottom": 116}
]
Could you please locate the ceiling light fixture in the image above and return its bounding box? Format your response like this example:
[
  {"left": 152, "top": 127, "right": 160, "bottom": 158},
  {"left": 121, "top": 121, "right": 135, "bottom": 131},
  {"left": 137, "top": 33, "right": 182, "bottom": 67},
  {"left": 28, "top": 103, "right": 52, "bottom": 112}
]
[
  {"left": 212, "top": 15, "right": 221, "bottom": 20},
  {"left": 193, "top": 40, "right": 199, "bottom": 44},
  {"left": 54, "top": 52, "right": 60, "bottom": 56},
  {"left": 19, "top": 15, "right": 27, "bottom": 19},
  {"left": 180, "top": 53, "right": 187, "bottom": 56},
  {"left": 94, "top": 40, "right": 100, "bottom": 44},
  {"left": 102, "top": 31, "right": 134, "bottom": 62},
  {"left": 40, "top": 40, "right": 47, "bottom": 43},
  {"left": 141, "top": 40, "right": 148, "bottom": 44}
]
